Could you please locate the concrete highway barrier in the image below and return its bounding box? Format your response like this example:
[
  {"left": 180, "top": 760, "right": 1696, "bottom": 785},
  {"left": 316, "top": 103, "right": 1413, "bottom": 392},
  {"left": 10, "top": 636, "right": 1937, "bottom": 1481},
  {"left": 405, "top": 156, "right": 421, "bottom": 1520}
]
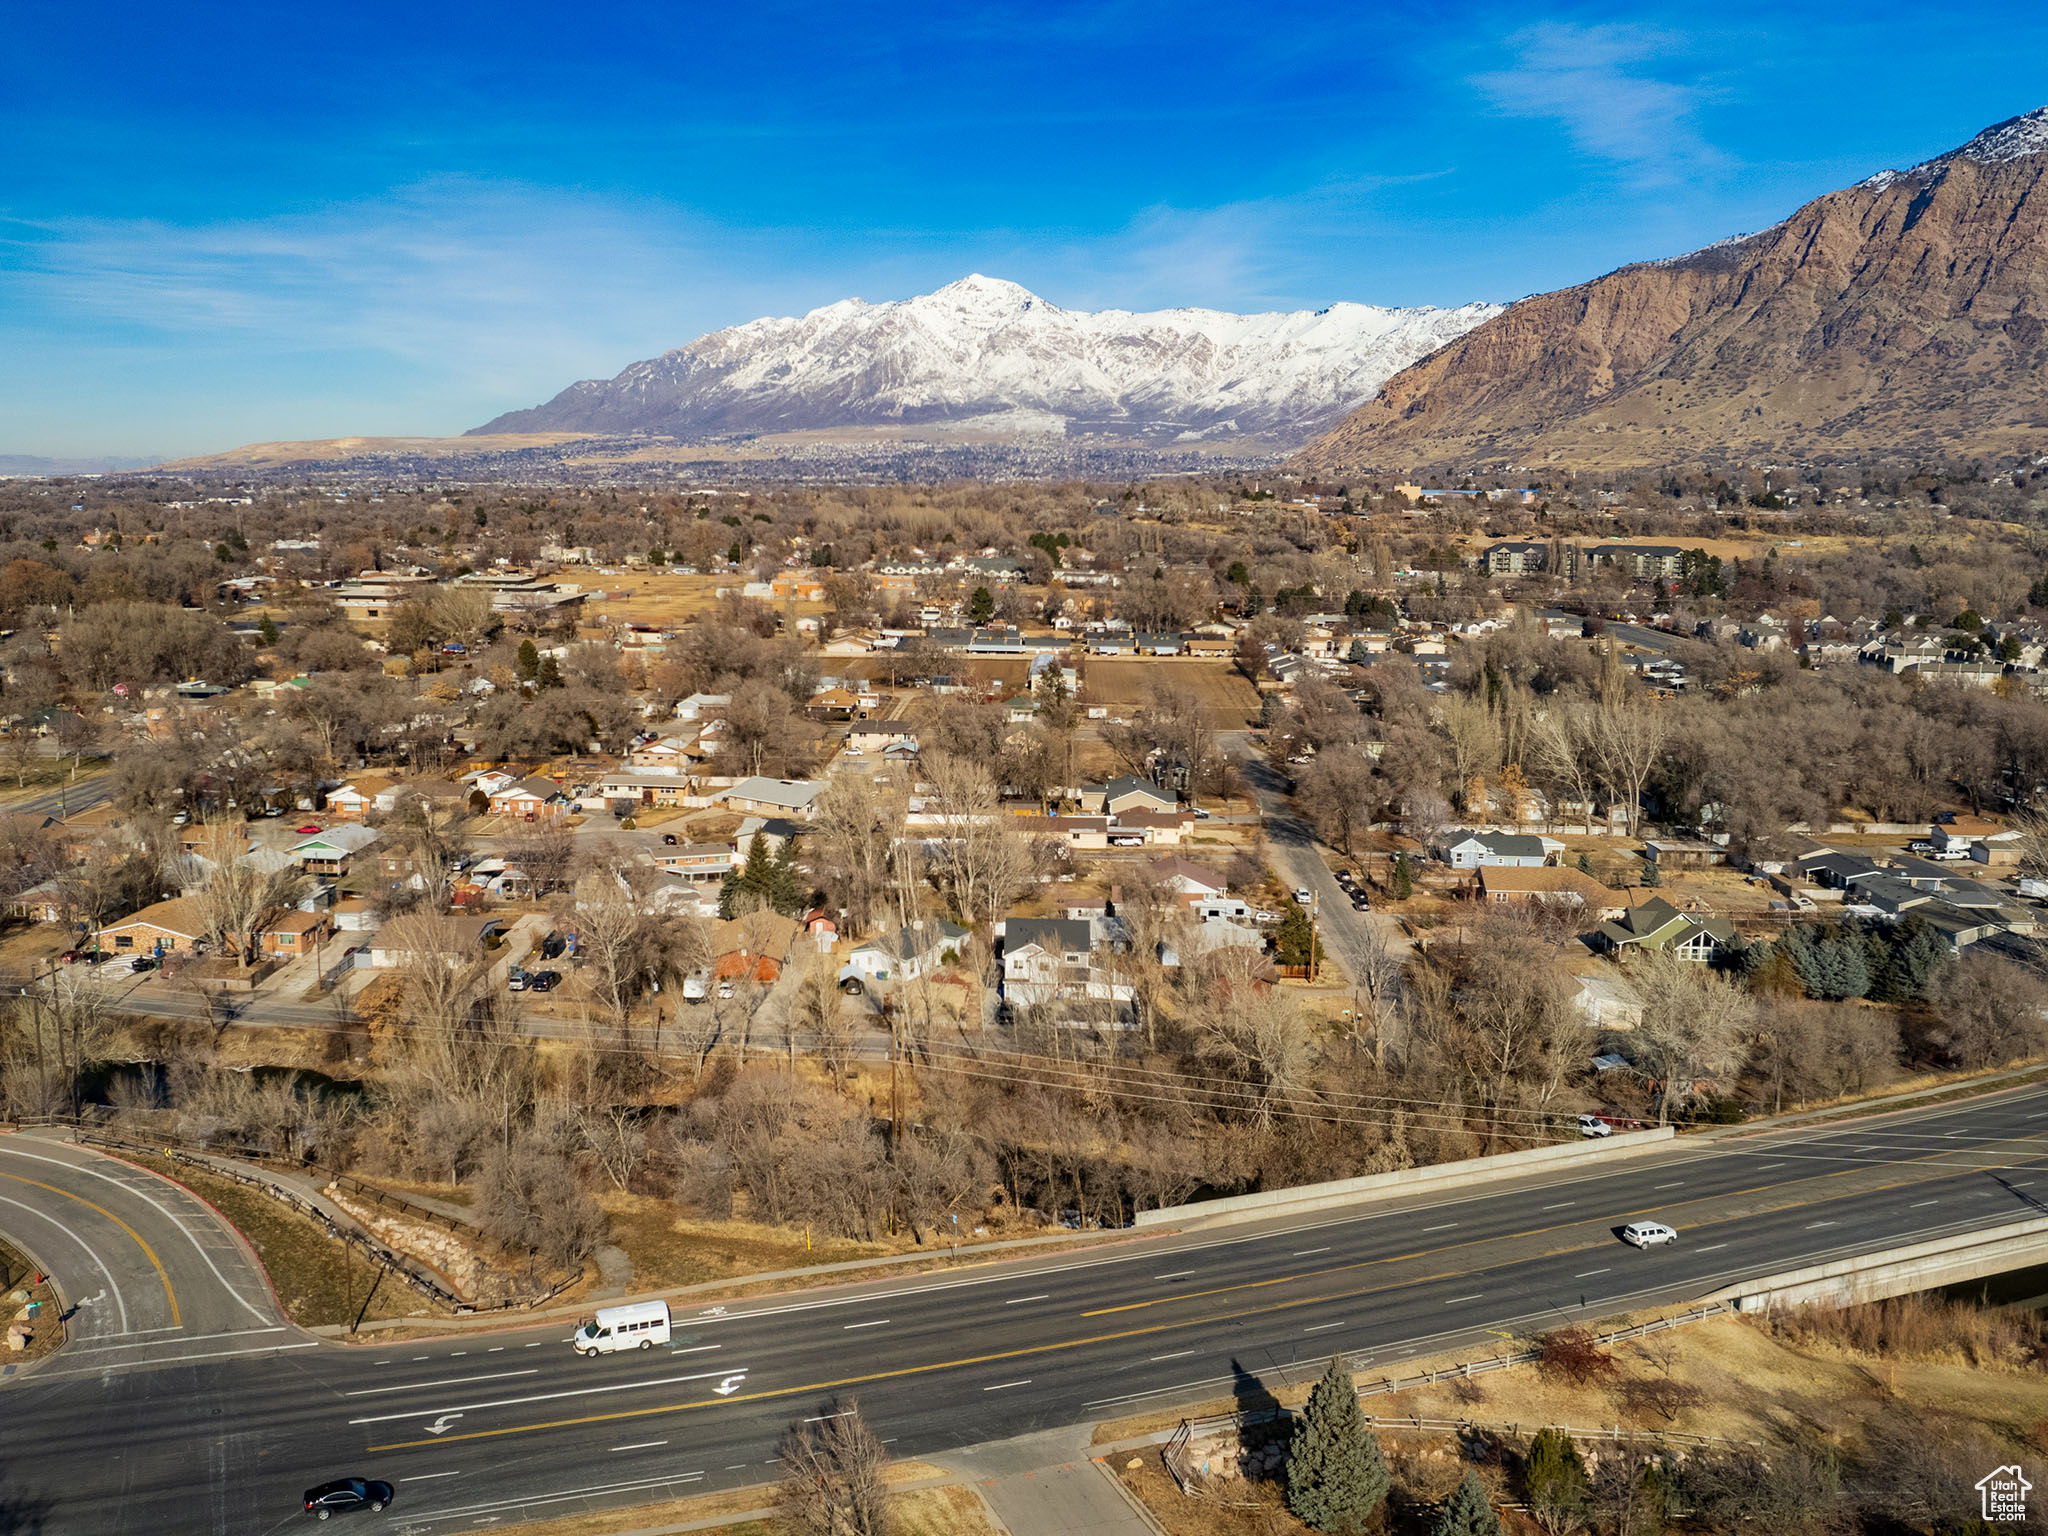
[
  {"left": 1713, "top": 1214, "right": 2048, "bottom": 1311},
  {"left": 1133, "top": 1126, "right": 1678, "bottom": 1230}
]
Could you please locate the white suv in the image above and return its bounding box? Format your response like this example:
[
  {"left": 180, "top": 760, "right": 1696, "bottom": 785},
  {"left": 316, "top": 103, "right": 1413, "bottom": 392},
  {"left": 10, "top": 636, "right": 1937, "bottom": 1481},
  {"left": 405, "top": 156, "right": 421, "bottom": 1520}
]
[
  {"left": 1621, "top": 1221, "right": 1678, "bottom": 1248},
  {"left": 1577, "top": 1114, "right": 1613, "bottom": 1139}
]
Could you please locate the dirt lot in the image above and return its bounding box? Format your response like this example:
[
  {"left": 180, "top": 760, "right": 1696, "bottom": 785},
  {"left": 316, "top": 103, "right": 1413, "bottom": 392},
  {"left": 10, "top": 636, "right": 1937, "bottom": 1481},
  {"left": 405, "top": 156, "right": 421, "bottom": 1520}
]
[
  {"left": 583, "top": 570, "right": 829, "bottom": 629},
  {"left": 463, "top": 1462, "right": 980, "bottom": 1536},
  {"left": 1080, "top": 659, "right": 1260, "bottom": 727}
]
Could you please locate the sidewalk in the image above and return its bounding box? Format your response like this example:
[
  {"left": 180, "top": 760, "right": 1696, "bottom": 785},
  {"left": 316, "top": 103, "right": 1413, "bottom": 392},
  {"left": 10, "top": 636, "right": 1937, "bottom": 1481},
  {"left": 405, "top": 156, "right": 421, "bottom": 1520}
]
[{"left": 936, "top": 1427, "right": 1167, "bottom": 1536}]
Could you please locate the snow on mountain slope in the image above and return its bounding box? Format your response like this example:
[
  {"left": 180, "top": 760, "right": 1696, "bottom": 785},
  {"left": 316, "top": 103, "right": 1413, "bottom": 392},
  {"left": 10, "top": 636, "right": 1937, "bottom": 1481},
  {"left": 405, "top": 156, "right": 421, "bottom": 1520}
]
[{"left": 473, "top": 275, "right": 1501, "bottom": 446}]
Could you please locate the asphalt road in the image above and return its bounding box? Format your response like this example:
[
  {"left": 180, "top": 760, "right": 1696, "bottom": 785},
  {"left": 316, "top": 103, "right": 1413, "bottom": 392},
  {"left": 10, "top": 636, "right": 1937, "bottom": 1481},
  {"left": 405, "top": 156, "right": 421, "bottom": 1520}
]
[
  {"left": 0, "top": 1134, "right": 292, "bottom": 1378},
  {"left": 6, "top": 1084, "right": 2048, "bottom": 1533},
  {"left": 1223, "top": 731, "right": 1410, "bottom": 985}
]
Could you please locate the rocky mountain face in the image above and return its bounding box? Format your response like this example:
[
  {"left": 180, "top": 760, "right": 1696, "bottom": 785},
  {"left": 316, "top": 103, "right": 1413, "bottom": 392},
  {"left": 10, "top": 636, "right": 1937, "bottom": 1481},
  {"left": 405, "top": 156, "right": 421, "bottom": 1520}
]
[
  {"left": 1296, "top": 107, "right": 2048, "bottom": 474},
  {"left": 472, "top": 276, "right": 1500, "bottom": 449}
]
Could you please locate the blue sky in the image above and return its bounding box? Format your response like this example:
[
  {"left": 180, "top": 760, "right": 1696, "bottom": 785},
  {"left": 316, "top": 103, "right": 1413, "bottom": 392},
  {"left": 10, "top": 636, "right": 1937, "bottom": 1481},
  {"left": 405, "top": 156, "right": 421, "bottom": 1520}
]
[{"left": 4, "top": 1, "right": 2043, "bottom": 458}]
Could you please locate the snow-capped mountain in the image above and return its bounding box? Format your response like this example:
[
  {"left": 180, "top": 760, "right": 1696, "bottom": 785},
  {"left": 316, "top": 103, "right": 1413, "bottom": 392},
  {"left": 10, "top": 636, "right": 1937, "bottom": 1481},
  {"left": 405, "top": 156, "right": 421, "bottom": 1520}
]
[{"left": 472, "top": 275, "right": 1501, "bottom": 447}]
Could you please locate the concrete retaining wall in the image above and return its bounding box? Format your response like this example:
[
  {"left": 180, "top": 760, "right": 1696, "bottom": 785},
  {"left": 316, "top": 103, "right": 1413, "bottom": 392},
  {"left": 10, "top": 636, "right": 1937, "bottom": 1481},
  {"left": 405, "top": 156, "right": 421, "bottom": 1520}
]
[
  {"left": 1714, "top": 1216, "right": 2048, "bottom": 1312},
  {"left": 1133, "top": 1127, "right": 1678, "bottom": 1230}
]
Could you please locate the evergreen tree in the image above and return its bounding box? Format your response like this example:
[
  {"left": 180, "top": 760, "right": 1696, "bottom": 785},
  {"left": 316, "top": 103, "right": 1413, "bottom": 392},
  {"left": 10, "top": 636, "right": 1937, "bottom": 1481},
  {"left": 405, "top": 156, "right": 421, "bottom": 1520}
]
[
  {"left": 967, "top": 586, "right": 996, "bottom": 624},
  {"left": 1347, "top": 638, "right": 1369, "bottom": 664},
  {"left": 1284, "top": 1358, "right": 1389, "bottom": 1533},
  {"left": 1523, "top": 1428, "right": 1590, "bottom": 1536},
  {"left": 536, "top": 653, "right": 563, "bottom": 690},
  {"left": 1576, "top": 853, "right": 1593, "bottom": 876},
  {"left": 255, "top": 615, "right": 279, "bottom": 646},
  {"left": 1275, "top": 900, "right": 1320, "bottom": 969},
  {"left": 1393, "top": 855, "right": 1413, "bottom": 901},
  {"left": 1431, "top": 1469, "right": 1502, "bottom": 1536},
  {"left": 1867, "top": 915, "right": 1951, "bottom": 1003},
  {"left": 516, "top": 639, "right": 540, "bottom": 681},
  {"left": 1640, "top": 858, "right": 1661, "bottom": 888}
]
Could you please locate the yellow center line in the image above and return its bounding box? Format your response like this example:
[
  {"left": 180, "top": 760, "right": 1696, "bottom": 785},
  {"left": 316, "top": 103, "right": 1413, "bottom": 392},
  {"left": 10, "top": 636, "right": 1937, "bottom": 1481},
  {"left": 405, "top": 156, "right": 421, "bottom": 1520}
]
[
  {"left": 0, "top": 1169, "right": 181, "bottom": 1327},
  {"left": 367, "top": 1135, "right": 2045, "bottom": 1454}
]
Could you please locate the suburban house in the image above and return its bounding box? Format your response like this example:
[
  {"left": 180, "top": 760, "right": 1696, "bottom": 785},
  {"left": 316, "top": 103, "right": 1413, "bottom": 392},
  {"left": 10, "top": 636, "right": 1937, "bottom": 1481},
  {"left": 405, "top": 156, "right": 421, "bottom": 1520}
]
[
  {"left": 712, "top": 910, "right": 799, "bottom": 983},
  {"left": 100, "top": 898, "right": 208, "bottom": 955},
  {"left": 1110, "top": 809, "right": 1194, "bottom": 846},
  {"left": 1435, "top": 829, "right": 1552, "bottom": 869},
  {"left": 723, "top": 778, "right": 825, "bottom": 817},
  {"left": 1478, "top": 865, "right": 1627, "bottom": 917},
  {"left": 292, "top": 824, "right": 382, "bottom": 877},
  {"left": 1593, "top": 897, "right": 1737, "bottom": 962},
  {"left": 1570, "top": 970, "right": 1644, "bottom": 1031},
  {"left": 653, "top": 843, "right": 735, "bottom": 882},
  {"left": 840, "top": 920, "right": 970, "bottom": 984},
  {"left": 363, "top": 915, "right": 504, "bottom": 969},
  {"left": 259, "top": 909, "right": 334, "bottom": 959},
  {"left": 595, "top": 772, "right": 699, "bottom": 811},
  {"left": 1144, "top": 856, "right": 1228, "bottom": 898},
  {"left": 847, "top": 724, "right": 917, "bottom": 754},
  {"left": 1932, "top": 816, "right": 2022, "bottom": 866},
  {"left": 1096, "top": 777, "right": 1177, "bottom": 816},
  {"left": 999, "top": 915, "right": 1140, "bottom": 1011},
  {"left": 323, "top": 774, "right": 397, "bottom": 820},
  {"left": 490, "top": 776, "right": 567, "bottom": 820}
]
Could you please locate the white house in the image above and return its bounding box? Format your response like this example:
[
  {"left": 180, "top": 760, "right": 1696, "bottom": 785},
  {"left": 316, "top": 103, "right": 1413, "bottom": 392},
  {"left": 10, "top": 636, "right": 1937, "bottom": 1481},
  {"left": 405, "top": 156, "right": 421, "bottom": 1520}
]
[
  {"left": 841, "top": 921, "right": 968, "bottom": 984},
  {"left": 1433, "top": 829, "right": 1550, "bottom": 869}
]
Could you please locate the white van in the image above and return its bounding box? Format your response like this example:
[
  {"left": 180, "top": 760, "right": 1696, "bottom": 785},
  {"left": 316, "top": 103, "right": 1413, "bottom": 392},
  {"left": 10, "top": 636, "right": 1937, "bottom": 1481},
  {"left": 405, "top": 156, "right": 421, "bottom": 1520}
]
[{"left": 573, "top": 1300, "right": 671, "bottom": 1356}]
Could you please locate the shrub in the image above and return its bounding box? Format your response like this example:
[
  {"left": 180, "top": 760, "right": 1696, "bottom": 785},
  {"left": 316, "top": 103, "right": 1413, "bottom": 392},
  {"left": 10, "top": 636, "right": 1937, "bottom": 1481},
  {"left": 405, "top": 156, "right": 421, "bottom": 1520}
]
[{"left": 1536, "top": 1326, "right": 1618, "bottom": 1386}]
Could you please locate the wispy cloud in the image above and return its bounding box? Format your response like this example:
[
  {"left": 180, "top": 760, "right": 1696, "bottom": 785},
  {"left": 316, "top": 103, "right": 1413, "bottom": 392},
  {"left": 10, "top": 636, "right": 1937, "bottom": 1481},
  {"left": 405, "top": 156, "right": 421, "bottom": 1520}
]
[{"left": 1472, "top": 22, "right": 1728, "bottom": 185}]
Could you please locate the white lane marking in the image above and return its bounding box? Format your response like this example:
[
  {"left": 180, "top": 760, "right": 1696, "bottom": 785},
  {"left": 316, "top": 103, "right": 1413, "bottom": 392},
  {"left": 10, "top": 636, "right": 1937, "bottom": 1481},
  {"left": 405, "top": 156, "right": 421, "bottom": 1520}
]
[
  {"left": 1575, "top": 1269, "right": 1609, "bottom": 1279},
  {"left": 1155, "top": 1271, "right": 1194, "bottom": 1280},
  {"left": 1911, "top": 1199, "right": 1941, "bottom": 1207},
  {"left": 1305, "top": 1321, "right": 1346, "bottom": 1333},
  {"left": 0, "top": 1145, "right": 272, "bottom": 1323},
  {"left": 1150, "top": 1350, "right": 1195, "bottom": 1361},
  {"left": 403, "top": 1471, "right": 462, "bottom": 1482},
  {"left": 803, "top": 1411, "right": 854, "bottom": 1423},
  {"left": 1293, "top": 1247, "right": 1330, "bottom": 1256},
  {"left": 487, "top": 1346, "right": 504, "bottom": 1353},
  {"left": 346, "top": 1370, "right": 540, "bottom": 1397},
  {"left": 425, "top": 1413, "right": 463, "bottom": 1436},
  {"left": 1423, "top": 1224, "right": 1457, "bottom": 1233},
  {"left": 1444, "top": 1294, "right": 1484, "bottom": 1304},
  {"left": 1806, "top": 1221, "right": 1837, "bottom": 1229},
  {"left": 1694, "top": 1244, "right": 1727, "bottom": 1253},
  {"left": 609, "top": 1441, "right": 669, "bottom": 1452},
  {"left": 1082, "top": 1378, "right": 1219, "bottom": 1409},
  {"left": 413, "top": 1356, "right": 430, "bottom": 1361},
  {"left": 983, "top": 1380, "right": 1031, "bottom": 1391},
  {"left": 1542, "top": 1202, "right": 1575, "bottom": 1211},
  {"left": 450, "top": 1350, "right": 467, "bottom": 1356},
  {"left": 667, "top": 1345, "right": 722, "bottom": 1355},
  {"left": 525, "top": 1342, "right": 544, "bottom": 1348},
  {"left": 66, "top": 1325, "right": 287, "bottom": 1354},
  {"left": 34, "top": 1340, "right": 322, "bottom": 1377},
  {"left": 842, "top": 1320, "right": 890, "bottom": 1330},
  {"left": 347, "top": 1367, "right": 744, "bottom": 1425},
  {"left": 2012, "top": 1181, "right": 2036, "bottom": 1188},
  {"left": 1654, "top": 1182, "right": 1685, "bottom": 1190},
  {"left": 1757, "top": 1163, "right": 1785, "bottom": 1170},
  {"left": 1005, "top": 1295, "right": 1049, "bottom": 1305},
  {"left": 406, "top": 1471, "right": 708, "bottom": 1523},
  {"left": 0, "top": 1191, "right": 132, "bottom": 1334}
]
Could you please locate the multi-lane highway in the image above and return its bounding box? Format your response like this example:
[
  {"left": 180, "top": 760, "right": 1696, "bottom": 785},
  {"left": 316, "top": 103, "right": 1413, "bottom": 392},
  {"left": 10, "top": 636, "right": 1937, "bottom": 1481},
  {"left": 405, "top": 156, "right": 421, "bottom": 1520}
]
[{"left": 5, "top": 1083, "right": 2048, "bottom": 1533}]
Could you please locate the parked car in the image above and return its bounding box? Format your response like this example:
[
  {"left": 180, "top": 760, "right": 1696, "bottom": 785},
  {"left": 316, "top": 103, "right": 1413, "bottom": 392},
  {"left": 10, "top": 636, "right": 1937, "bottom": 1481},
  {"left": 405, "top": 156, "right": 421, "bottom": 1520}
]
[
  {"left": 129, "top": 956, "right": 159, "bottom": 973},
  {"left": 304, "top": 1478, "right": 393, "bottom": 1519},
  {"left": 1620, "top": 1221, "right": 1678, "bottom": 1248},
  {"left": 1351, "top": 894, "right": 1371, "bottom": 911},
  {"left": 716, "top": 980, "right": 735, "bottom": 1000},
  {"left": 508, "top": 968, "right": 530, "bottom": 992},
  {"left": 1576, "top": 1113, "right": 1613, "bottom": 1139},
  {"left": 60, "top": 948, "right": 102, "bottom": 965},
  {"left": 1292, "top": 888, "right": 1314, "bottom": 906},
  {"left": 296, "top": 825, "right": 322, "bottom": 834},
  {"left": 539, "top": 934, "right": 566, "bottom": 960},
  {"left": 661, "top": 833, "right": 678, "bottom": 846},
  {"left": 526, "top": 970, "right": 561, "bottom": 993}
]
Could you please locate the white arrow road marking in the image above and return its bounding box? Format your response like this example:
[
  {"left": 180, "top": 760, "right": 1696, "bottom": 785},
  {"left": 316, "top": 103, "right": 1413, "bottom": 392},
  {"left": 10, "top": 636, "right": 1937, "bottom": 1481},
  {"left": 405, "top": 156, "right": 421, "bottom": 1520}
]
[
  {"left": 426, "top": 1413, "right": 463, "bottom": 1435},
  {"left": 712, "top": 1373, "right": 748, "bottom": 1396},
  {"left": 348, "top": 1368, "right": 745, "bottom": 1425}
]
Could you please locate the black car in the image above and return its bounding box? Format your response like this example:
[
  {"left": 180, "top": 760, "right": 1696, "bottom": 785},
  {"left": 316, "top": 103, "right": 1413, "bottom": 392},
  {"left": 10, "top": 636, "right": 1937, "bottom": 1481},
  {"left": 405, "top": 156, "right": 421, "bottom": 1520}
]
[
  {"left": 527, "top": 970, "right": 561, "bottom": 993},
  {"left": 662, "top": 833, "right": 679, "bottom": 846},
  {"left": 130, "top": 955, "right": 159, "bottom": 973},
  {"left": 304, "top": 1478, "right": 393, "bottom": 1519},
  {"left": 539, "top": 934, "right": 566, "bottom": 960}
]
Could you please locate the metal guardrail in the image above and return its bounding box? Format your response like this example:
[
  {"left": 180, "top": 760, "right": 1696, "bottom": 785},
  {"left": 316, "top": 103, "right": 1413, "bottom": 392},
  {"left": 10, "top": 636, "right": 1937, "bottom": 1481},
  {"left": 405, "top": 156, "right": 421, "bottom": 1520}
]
[{"left": 331, "top": 1173, "right": 487, "bottom": 1241}]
